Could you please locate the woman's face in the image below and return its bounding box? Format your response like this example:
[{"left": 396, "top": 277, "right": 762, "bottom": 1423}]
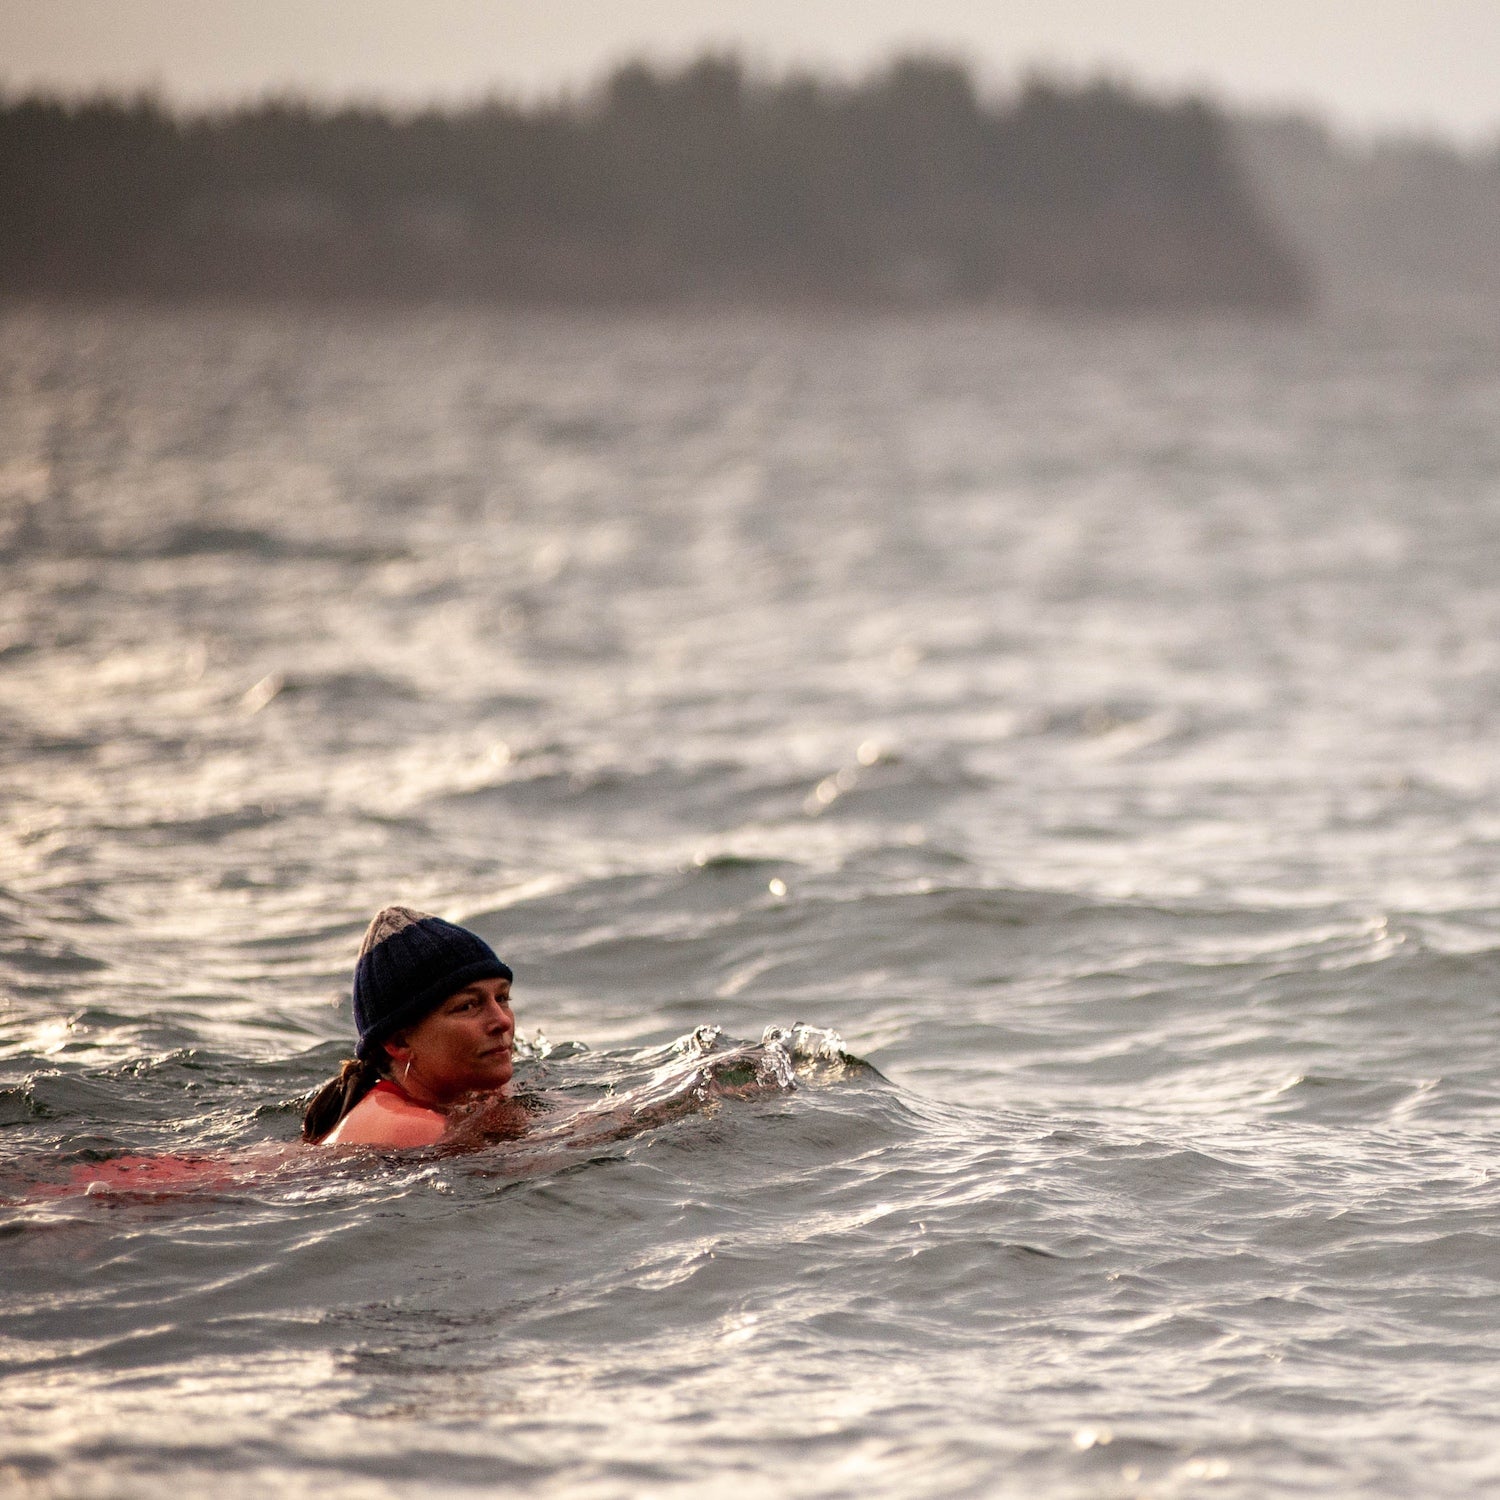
[{"left": 385, "top": 977, "right": 515, "bottom": 1106}]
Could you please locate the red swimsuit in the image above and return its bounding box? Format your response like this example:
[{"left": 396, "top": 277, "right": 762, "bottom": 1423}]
[{"left": 370, "top": 1078, "right": 416, "bottom": 1103}]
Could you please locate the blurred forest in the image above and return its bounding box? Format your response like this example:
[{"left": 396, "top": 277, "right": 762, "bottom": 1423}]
[
  {"left": 0, "top": 54, "right": 1311, "bottom": 311},
  {"left": 1238, "top": 114, "right": 1500, "bottom": 311}
]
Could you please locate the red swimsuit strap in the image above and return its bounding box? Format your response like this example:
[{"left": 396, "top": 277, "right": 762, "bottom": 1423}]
[
  {"left": 370, "top": 1076, "right": 446, "bottom": 1114},
  {"left": 371, "top": 1077, "right": 416, "bottom": 1103}
]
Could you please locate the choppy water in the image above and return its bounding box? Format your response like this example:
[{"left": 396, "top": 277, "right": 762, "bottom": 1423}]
[{"left": 3, "top": 301, "right": 1500, "bottom": 1498}]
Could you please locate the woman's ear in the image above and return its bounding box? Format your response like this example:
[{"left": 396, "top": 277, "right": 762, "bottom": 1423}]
[{"left": 383, "top": 1030, "right": 413, "bottom": 1070}]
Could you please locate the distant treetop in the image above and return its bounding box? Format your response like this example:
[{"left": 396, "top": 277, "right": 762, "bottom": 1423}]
[{"left": 0, "top": 54, "right": 1310, "bottom": 311}]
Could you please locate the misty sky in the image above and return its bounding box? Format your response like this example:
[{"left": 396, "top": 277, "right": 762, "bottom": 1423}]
[{"left": 3, "top": 0, "right": 1498, "bottom": 142}]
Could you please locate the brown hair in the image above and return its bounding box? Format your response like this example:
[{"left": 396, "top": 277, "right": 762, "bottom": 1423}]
[{"left": 302, "top": 1055, "right": 383, "bottom": 1143}]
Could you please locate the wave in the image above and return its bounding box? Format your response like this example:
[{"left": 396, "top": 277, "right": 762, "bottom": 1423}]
[
  {"left": 0, "top": 1023, "right": 877, "bottom": 1204},
  {"left": 4, "top": 522, "right": 407, "bottom": 566}
]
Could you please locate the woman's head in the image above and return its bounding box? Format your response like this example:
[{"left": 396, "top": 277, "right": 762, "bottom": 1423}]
[
  {"left": 353, "top": 906, "right": 512, "bottom": 1063},
  {"left": 302, "top": 906, "right": 517, "bottom": 1142}
]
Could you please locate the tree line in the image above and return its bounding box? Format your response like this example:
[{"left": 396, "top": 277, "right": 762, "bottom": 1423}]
[{"left": 0, "top": 55, "right": 1310, "bottom": 310}]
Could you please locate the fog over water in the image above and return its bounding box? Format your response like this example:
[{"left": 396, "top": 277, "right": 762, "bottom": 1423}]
[{"left": 2, "top": 301, "right": 1500, "bottom": 1497}]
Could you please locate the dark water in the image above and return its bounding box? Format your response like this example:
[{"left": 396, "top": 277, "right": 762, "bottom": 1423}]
[{"left": 3, "top": 302, "right": 1500, "bottom": 1497}]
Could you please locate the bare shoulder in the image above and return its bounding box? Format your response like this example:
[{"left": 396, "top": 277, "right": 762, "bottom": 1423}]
[{"left": 321, "top": 1089, "right": 447, "bottom": 1148}]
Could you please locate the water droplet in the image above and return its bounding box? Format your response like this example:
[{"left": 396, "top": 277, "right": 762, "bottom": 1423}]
[
  {"left": 239, "top": 671, "right": 283, "bottom": 715},
  {"left": 889, "top": 643, "right": 921, "bottom": 674}
]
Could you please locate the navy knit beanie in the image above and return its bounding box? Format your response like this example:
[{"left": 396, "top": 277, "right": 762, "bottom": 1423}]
[{"left": 352, "top": 906, "right": 513, "bottom": 1062}]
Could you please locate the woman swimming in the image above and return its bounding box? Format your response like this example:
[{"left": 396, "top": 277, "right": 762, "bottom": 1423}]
[
  {"left": 302, "top": 906, "right": 526, "bottom": 1148},
  {"left": 8, "top": 907, "right": 835, "bottom": 1200},
  {"left": 299, "top": 903, "right": 827, "bottom": 1159}
]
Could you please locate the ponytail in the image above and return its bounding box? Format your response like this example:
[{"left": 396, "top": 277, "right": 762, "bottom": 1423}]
[{"left": 302, "top": 1056, "right": 382, "bottom": 1143}]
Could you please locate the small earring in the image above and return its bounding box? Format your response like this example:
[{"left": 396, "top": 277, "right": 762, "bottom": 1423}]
[{"left": 403, "top": 1058, "right": 413, "bottom": 1086}]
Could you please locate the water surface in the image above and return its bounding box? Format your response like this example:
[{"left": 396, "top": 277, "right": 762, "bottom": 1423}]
[{"left": 2, "top": 302, "right": 1499, "bottom": 1497}]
